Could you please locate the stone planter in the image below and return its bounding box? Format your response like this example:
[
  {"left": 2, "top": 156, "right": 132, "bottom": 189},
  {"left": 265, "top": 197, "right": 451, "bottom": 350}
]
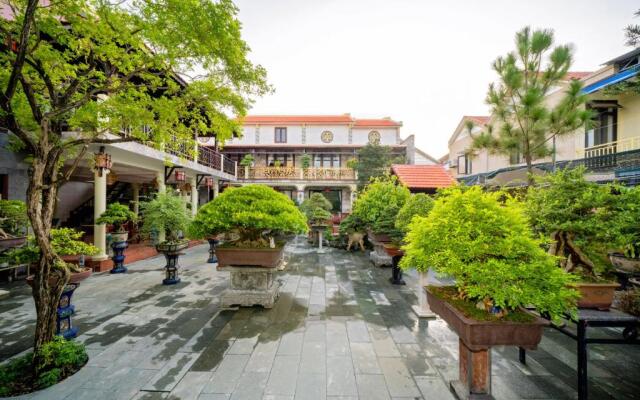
[
  {"left": 156, "top": 241, "right": 189, "bottom": 285},
  {"left": 218, "top": 265, "right": 279, "bottom": 308},
  {"left": 575, "top": 282, "right": 620, "bottom": 310},
  {"left": 426, "top": 287, "right": 548, "bottom": 399},
  {"left": 366, "top": 232, "right": 391, "bottom": 267},
  {"left": 216, "top": 245, "right": 284, "bottom": 268},
  {"left": 27, "top": 268, "right": 92, "bottom": 339},
  {"left": 383, "top": 243, "right": 405, "bottom": 285}
]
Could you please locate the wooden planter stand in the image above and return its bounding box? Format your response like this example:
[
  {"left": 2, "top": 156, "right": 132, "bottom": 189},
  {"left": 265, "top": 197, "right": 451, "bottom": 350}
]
[{"left": 426, "top": 288, "right": 548, "bottom": 399}]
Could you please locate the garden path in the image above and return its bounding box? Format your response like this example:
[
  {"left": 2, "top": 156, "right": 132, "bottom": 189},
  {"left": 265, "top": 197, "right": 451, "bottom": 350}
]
[{"left": 0, "top": 238, "right": 639, "bottom": 399}]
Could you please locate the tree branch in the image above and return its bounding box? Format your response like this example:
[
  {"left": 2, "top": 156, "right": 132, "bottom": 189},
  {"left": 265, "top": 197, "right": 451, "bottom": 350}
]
[
  {"left": 18, "top": 75, "right": 43, "bottom": 124},
  {"left": 55, "top": 144, "right": 88, "bottom": 187}
]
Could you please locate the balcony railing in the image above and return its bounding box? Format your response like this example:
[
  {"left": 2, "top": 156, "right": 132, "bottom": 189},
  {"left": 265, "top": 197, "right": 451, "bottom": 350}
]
[
  {"left": 243, "top": 167, "right": 356, "bottom": 181},
  {"left": 578, "top": 136, "right": 640, "bottom": 159}
]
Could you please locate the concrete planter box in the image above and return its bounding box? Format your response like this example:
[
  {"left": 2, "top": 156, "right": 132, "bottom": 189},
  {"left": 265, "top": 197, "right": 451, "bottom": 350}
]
[
  {"left": 218, "top": 265, "right": 279, "bottom": 308},
  {"left": 216, "top": 245, "right": 284, "bottom": 268},
  {"left": 575, "top": 282, "right": 620, "bottom": 310},
  {"left": 426, "top": 287, "right": 548, "bottom": 399}
]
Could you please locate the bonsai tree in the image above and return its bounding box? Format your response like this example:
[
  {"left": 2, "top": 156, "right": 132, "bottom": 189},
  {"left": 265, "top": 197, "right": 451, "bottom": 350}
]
[
  {"left": 239, "top": 154, "right": 255, "bottom": 167},
  {"left": 400, "top": 186, "right": 578, "bottom": 322},
  {"left": 353, "top": 144, "right": 406, "bottom": 189},
  {"left": 352, "top": 175, "right": 410, "bottom": 235},
  {"left": 96, "top": 203, "right": 137, "bottom": 233},
  {"left": 300, "top": 193, "right": 333, "bottom": 226},
  {"left": 394, "top": 193, "right": 434, "bottom": 240},
  {"left": 140, "top": 191, "right": 192, "bottom": 244},
  {"left": 0, "top": 200, "right": 28, "bottom": 238},
  {"left": 301, "top": 154, "right": 312, "bottom": 169},
  {"left": 2, "top": 228, "right": 98, "bottom": 271},
  {"left": 613, "top": 185, "right": 640, "bottom": 260},
  {"left": 190, "top": 185, "right": 307, "bottom": 247},
  {"left": 525, "top": 167, "right": 622, "bottom": 281},
  {"left": 339, "top": 214, "right": 367, "bottom": 235}
]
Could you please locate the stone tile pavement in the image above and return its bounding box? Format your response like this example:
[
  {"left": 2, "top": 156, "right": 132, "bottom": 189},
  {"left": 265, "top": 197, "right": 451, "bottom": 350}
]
[{"left": 1, "top": 237, "right": 639, "bottom": 399}]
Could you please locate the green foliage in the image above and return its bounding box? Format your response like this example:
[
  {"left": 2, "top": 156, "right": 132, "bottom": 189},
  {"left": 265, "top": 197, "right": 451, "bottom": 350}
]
[
  {"left": 525, "top": 167, "right": 623, "bottom": 276},
  {"left": 239, "top": 154, "right": 255, "bottom": 167},
  {"left": 189, "top": 185, "right": 308, "bottom": 245},
  {"left": 394, "top": 193, "right": 434, "bottom": 237},
  {"left": 625, "top": 9, "right": 640, "bottom": 47},
  {"left": 611, "top": 185, "right": 640, "bottom": 259},
  {"left": 352, "top": 176, "right": 410, "bottom": 235},
  {"left": 95, "top": 203, "right": 137, "bottom": 232},
  {"left": 400, "top": 186, "right": 578, "bottom": 322},
  {"left": 0, "top": 200, "right": 28, "bottom": 237},
  {"left": 2, "top": 228, "right": 98, "bottom": 265},
  {"left": 339, "top": 214, "right": 367, "bottom": 235},
  {"left": 301, "top": 154, "right": 312, "bottom": 169},
  {"left": 346, "top": 158, "right": 358, "bottom": 170},
  {"left": 353, "top": 144, "right": 405, "bottom": 189},
  {"left": 0, "top": 337, "right": 87, "bottom": 396},
  {"left": 470, "top": 27, "right": 592, "bottom": 185},
  {"left": 140, "top": 191, "right": 191, "bottom": 243},
  {"left": 300, "top": 193, "right": 333, "bottom": 225}
]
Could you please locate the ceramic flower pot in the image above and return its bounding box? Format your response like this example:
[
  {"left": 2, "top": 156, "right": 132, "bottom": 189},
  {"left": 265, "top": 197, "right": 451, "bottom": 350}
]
[{"left": 575, "top": 282, "right": 620, "bottom": 310}]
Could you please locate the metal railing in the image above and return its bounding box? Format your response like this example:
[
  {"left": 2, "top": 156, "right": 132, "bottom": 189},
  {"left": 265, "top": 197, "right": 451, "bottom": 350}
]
[
  {"left": 243, "top": 167, "right": 356, "bottom": 181},
  {"left": 578, "top": 136, "right": 640, "bottom": 159}
]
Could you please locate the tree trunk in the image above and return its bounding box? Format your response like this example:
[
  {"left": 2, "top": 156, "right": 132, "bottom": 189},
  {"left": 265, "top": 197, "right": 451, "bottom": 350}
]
[
  {"left": 26, "top": 147, "right": 69, "bottom": 373},
  {"left": 525, "top": 154, "right": 534, "bottom": 187}
]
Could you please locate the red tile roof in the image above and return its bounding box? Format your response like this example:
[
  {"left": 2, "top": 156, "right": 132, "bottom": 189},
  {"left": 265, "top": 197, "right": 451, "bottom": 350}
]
[
  {"left": 391, "top": 164, "right": 455, "bottom": 189},
  {"left": 353, "top": 118, "right": 401, "bottom": 127},
  {"left": 240, "top": 115, "right": 401, "bottom": 127},
  {"left": 464, "top": 116, "right": 490, "bottom": 126},
  {"left": 564, "top": 71, "right": 593, "bottom": 80}
]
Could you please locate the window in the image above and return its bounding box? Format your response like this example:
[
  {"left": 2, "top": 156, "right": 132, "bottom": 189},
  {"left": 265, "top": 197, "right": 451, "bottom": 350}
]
[
  {"left": 267, "top": 154, "right": 293, "bottom": 167},
  {"left": 274, "top": 127, "right": 287, "bottom": 143},
  {"left": 0, "top": 174, "right": 7, "bottom": 200},
  {"left": 457, "top": 154, "right": 471, "bottom": 175},
  {"left": 313, "top": 154, "right": 341, "bottom": 168},
  {"left": 585, "top": 103, "right": 618, "bottom": 150}
]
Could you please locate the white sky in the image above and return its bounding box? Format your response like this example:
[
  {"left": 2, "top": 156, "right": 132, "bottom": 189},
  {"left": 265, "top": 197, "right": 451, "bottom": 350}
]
[{"left": 234, "top": 0, "right": 638, "bottom": 159}]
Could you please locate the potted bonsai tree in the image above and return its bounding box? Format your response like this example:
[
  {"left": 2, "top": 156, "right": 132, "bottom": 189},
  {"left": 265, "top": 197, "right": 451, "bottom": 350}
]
[
  {"left": 351, "top": 175, "right": 410, "bottom": 266},
  {"left": 383, "top": 193, "right": 434, "bottom": 285},
  {"left": 0, "top": 199, "right": 29, "bottom": 251},
  {"left": 239, "top": 154, "right": 255, "bottom": 179},
  {"left": 5, "top": 228, "right": 98, "bottom": 338},
  {"left": 96, "top": 202, "right": 137, "bottom": 273},
  {"left": 526, "top": 167, "right": 622, "bottom": 309},
  {"left": 300, "top": 193, "right": 333, "bottom": 249},
  {"left": 189, "top": 184, "right": 307, "bottom": 308},
  {"left": 140, "top": 191, "right": 192, "bottom": 284},
  {"left": 339, "top": 213, "right": 367, "bottom": 252},
  {"left": 400, "top": 186, "right": 578, "bottom": 399},
  {"left": 608, "top": 185, "right": 640, "bottom": 278}
]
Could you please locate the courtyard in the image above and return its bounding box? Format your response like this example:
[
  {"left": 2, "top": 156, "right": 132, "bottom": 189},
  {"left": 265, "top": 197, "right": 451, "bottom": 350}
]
[{"left": 0, "top": 239, "right": 638, "bottom": 400}]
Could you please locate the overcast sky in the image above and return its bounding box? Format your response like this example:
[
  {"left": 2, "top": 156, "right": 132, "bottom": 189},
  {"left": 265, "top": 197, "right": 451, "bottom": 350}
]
[{"left": 233, "top": 0, "right": 638, "bottom": 159}]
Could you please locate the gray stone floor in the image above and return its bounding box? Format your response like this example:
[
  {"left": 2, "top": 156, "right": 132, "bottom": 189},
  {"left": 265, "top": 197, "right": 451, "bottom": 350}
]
[{"left": 1, "top": 238, "right": 639, "bottom": 399}]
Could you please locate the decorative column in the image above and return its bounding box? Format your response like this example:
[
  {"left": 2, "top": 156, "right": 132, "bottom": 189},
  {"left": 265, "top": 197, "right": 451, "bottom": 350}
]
[
  {"left": 190, "top": 176, "right": 198, "bottom": 216},
  {"left": 213, "top": 179, "right": 220, "bottom": 198},
  {"left": 93, "top": 168, "right": 109, "bottom": 261},
  {"left": 156, "top": 170, "right": 166, "bottom": 243},
  {"left": 131, "top": 183, "right": 140, "bottom": 216},
  {"left": 412, "top": 272, "right": 436, "bottom": 318}
]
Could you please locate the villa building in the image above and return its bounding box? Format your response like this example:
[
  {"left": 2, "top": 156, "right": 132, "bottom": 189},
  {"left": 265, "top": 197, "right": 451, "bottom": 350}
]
[
  {"left": 446, "top": 48, "right": 640, "bottom": 186},
  {"left": 214, "top": 114, "right": 435, "bottom": 213}
]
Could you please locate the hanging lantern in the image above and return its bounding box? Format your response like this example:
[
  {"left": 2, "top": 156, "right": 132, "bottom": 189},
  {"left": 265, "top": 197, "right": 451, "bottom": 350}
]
[
  {"left": 94, "top": 147, "right": 112, "bottom": 177},
  {"left": 205, "top": 176, "right": 214, "bottom": 188},
  {"left": 175, "top": 170, "right": 186, "bottom": 182}
]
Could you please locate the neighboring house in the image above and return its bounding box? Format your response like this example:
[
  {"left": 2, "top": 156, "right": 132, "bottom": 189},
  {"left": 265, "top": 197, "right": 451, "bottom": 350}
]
[
  {"left": 216, "top": 114, "right": 411, "bottom": 213},
  {"left": 413, "top": 147, "right": 439, "bottom": 165},
  {"left": 391, "top": 164, "right": 455, "bottom": 194},
  {"left": 447, "top": 48, "right": 640, "bottom": 186}
]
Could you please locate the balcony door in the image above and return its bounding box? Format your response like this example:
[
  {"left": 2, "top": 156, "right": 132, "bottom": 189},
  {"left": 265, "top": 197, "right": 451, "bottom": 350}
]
[{"left": 585, "top": 102, "right": 618, "bottom": 168}]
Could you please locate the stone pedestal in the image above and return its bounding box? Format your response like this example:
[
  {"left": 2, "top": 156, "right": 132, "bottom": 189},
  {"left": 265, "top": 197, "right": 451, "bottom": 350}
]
[
  {"left": 412, "top": 272, "right": 436, "bottom": 318},
  {"left": 368, "top": 236, "right": 391, "bottom": 267},
  {"left": 450, "top": 339, "right": 493, "bottom": 400},
  {"left": 219, "top": 266, "right": 279, "bottom": 309}
]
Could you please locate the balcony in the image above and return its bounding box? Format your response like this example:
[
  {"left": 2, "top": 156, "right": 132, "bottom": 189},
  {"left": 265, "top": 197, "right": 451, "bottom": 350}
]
[
  {"left": 578, "top": 136, "right": 640, "bottom": 171},
  {"left": 578, "top": 136, "right": 640, "bottom": 159},
  {"left": 241, "top": 167, "right": 356, "bottom": 181}
]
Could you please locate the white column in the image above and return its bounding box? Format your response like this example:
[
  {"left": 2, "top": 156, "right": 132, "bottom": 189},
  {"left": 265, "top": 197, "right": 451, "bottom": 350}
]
[
  {"left": 190, "top": 176, "right": 198, "bottom": 216},
  {"left": 213, "top": 179, "right": 219, "bottom": 198},
  {"left": 93, "top": 168, "right": 109, "bottom": 260},
  {"left": 155, "top": 170, "right": 166, "bottom": 243},
  {"left": 131, "top": 183, "right": 140, "bottom": 216},
  {"left": 296, "top": 185, "right": 305, "bottom": 204}
]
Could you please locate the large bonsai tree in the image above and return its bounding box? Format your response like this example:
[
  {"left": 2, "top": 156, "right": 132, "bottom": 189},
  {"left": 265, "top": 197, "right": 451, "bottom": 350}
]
[
  {"left": 351, "top": 175, "right": 410, "bottom": 236},
  {"left": 300, "top": 193, "right": 333, "bottom": 226},
  {"left": 0, "top": 0, "right": 268, "bottom": 356},
  {"left": 190, "top": 185, "right": 308, "bottom": 247},
  {"left": 400, "top": 186, "right": 577, "bottom": 322}
]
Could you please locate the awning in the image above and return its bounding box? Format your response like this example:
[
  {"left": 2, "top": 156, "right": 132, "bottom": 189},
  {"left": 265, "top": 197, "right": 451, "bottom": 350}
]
[{"left": 582, "top": 66, "right": 639, "bottom": 94}]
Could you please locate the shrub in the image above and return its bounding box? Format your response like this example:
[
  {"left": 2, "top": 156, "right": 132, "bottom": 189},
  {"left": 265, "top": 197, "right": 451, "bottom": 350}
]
[
  {"left": 300, "top": 193, "right": 333, "bottom": 225},
  {"left": 351, "top": 175, "right": 410, "bottom": 235},
  {"left": 339, "top": 213, "right": 367, "bottom": 235},
  {"left": 525, "top": 167, "right": 622, "bottom": 280},
  {"left": 189, "top": 185, "right": 308, "bottom": 247},
  {"left": 95, "top": 203, "right": 137, "bottom": 232},
  {"left": 611, "top": 185, "right": 640, "bottom": 259},
  {"left": 0, "top": 336, "right": 88, "bottom": 396},
  {"left": 239, "top": 154, "right": 255, "bottom": 167},
  {"left": 394, "top": 193, "right": 434, "bottom": 237},
  {"left": 140, "top": 191, "right": 192, "bottom": 243},
  {"left": 301, "top": 154, "right": 311, "bottom": 169},
  {"left": 400, "top": 186, "right": 578, "bottom": 322},
  {"left": 0, "top": 199, "right": 28, "bottom": 237},
  {"left": 1, "top": 228, "right": 98, "bottom": 265}
]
